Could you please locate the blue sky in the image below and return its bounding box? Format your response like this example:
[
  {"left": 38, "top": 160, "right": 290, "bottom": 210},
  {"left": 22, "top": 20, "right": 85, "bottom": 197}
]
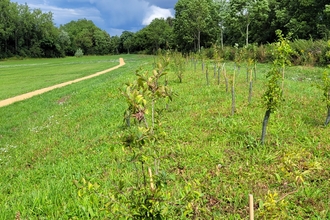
[{"left": 11, "top": 0, "right": 178, "bottom": 36}]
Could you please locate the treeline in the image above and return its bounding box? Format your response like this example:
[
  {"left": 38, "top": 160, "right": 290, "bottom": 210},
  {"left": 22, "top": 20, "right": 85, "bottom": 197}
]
[
  {"left": 1, "top": 0, "right": 330, "bottom": 59},
  {"left": 0, "top": 0, "right": 114, "bottom": 58},
  {"left": 121, "top": 0, "right": 330, "bottom": 54}
]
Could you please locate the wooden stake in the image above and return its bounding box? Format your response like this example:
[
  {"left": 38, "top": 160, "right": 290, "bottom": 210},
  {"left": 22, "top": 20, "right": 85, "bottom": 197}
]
[
  {"left": 249, "top": 194, "right": 254, "bottom": 220},
  {"left": 148, "top": 167, "right": 155, "bottom": 191}
]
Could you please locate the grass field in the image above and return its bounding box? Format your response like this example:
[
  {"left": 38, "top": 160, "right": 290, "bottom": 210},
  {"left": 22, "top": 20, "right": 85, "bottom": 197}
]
[
  {"left": 0, "top": 54, "right": 329, "bottom": 219},
  {"left": 0, "top": 55, "right": 122, "bottom": 100}
]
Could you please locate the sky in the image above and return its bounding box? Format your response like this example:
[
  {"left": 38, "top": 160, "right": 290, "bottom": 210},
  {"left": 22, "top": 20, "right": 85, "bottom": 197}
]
[{"left": 11, "top": 0, "right": 178, "bottom": 36}]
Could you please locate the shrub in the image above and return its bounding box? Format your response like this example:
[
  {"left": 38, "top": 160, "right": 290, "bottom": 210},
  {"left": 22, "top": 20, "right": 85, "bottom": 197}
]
[
  {"left": 290, "top": 39, "right": 329, "bottom": 66},
  {"left": 256, "top": 44, "right": 273, "bottom": 63},
  {"left": 204, "top": 47, "right": 215, "bottom": 59},
  {"left": 220, "top": 46, "right": 235, "bottom": 61},
  {"left": 75, "top": 48, "right": 84, "bottom": 58}
]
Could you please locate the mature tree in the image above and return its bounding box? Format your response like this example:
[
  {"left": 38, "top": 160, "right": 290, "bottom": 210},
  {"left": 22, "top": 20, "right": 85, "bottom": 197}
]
[
  {"left": 0, "top": 0, "right": 16, "bottom": 57},
  {"left": 94, "top": 30, "right": 111, "bottom": 55},
  {"left": 120, "top": 31, "right": 134, "bottom": 54},
  {"left": 0, "top": 1, "right": 116, "bottom": 58},
  {"left": 75, "top": 28, "right": 93, "bottom": 54},
  {"left": 227, "top": 0, "right": 269, "bottom": 46},
  {"left": 215, "top": 0, "right": 230, "bottom": 49},
  {"left": 256, "top": 0, "right": 330, "bottom": 42},
  {"left": 110, "top": 35, "right": 120, "bottom": 54},
  {"left": 174, "top": 0, "right": 220, "bottom": 52},
  {"left": 60, "top": 19, "right": 111, "bottom": 55},
  {"left": 58, "top": 30, "right": 71, "bottom": 56},
  {"left": 144, "top": 18, "right": 173, "bottom": 53},
  {"left": 0, "top": 1, "right": 63, "bottom": 58},
  {"left": 133, "top": 18, "right": 174, "bottom": 54},
  {"left": 133, "top": 29, "right": 148, "bottom": 52},
  {"left": 34, "top": 10, "right": 61, "bottom": 57}
]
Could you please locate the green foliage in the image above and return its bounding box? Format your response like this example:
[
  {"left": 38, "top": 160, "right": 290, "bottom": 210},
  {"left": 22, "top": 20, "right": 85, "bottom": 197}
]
[
  {"left": 273, "top": 30, "right": 293, "bottom": 67},
  {"left": 316, "top": 70, "right": 330, "bottom": 125},
  {"left": 119, "top": 54, "right": 174, "bottom": 218},
  {"left": 263, "top": 67, "right": 282, "bottom": 113},
  {"left": 234, "top": 43, "right": 244, "bottom": 70},
  {"left": 139, "top": 18, "right": 173, "bottom": 53},
  {"left": 290, "top": 39, "right": 320, "bottom": 66},
  {"left": 2, "top": 0, "right": 330, "bottom": 58},
  {"left": 73, "top": 178, "right": 107, "bottom": 218},
  {"left": 74, "top": 48, "right": 84, "bottom": 58},
  {"left": 227, "top": 0, "right": 270, "bottom": 46},
  {"left": 276, "top": 149, "right": 323, "bottom": 185},
  {"left": 263, "top": 31, "right": 291, "bottom": 111},
  {"left": 171, "top": 52, "right": 186, "bottom": 83},
  {"left": 257, "top": 191, "right": 289, "bottom": 219},
  {"left": 318, "top": 71, "right": 330, "bottom": 107},
  {"left": 122, "top": 80, "right": 148, "bottom": 128},
  {"left": 174, "top": 0, "right": 220, "bottom": 52},
  {"left": 0, "top": 1, "right": 63, "bottom": 58},
  {"left": 61, "top": 19, "right": 112, "bottom": 56},
  {"left": 261, "top": 31, "right": 293, "bottom": 144}
]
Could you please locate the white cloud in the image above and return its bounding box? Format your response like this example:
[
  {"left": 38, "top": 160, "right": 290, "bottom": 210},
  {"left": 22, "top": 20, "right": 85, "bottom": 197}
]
[
  {"left": 24, "top": 3, "right": 104, "bottom": 26},
  {"left": 142, "top": 5, "right": 173, "bottom": 25},
  {"left": 107, "top": 28, "right": 125, "bottom": 36}
]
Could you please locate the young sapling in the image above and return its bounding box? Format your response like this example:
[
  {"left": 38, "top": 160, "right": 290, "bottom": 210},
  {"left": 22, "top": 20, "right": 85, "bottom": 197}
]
[{"left": 260, "top": 30, "right": 292, "bottom": 144}]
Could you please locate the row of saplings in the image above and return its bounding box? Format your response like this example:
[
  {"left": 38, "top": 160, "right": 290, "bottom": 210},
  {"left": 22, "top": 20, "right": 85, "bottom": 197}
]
[{"left": 111, "top": 31, "right": 330, "bottom": 218}]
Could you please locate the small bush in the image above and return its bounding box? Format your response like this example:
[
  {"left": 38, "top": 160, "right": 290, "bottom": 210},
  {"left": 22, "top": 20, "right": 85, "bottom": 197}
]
[
  {"left": 290, "top": 39, "right": 329, "bottom": 66},
  {"left": 204, "top": 47, "right": 215, "bottom": 59},
  {"left": 75, "top": 48, "right": 84, "bottom": 58},
  {"left": 256, "top": 44, "right": 273, "bottom": 63},
  {"left": 220, "top": 46, "right": 235, "bottom": 61}
]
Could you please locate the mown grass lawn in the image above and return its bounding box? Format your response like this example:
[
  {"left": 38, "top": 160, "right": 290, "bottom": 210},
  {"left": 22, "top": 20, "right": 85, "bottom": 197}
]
[
  {"left": 0, "top": 54, "right": 329, "bottom": 219},
  {"left": 0, "top": 55, "right": 124, "bottom": 100}
]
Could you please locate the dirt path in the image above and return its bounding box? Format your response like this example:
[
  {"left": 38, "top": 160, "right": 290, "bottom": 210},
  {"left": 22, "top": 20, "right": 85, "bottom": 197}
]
[{"left": 0, "top": 58, "right": 125, "bottom": 108}]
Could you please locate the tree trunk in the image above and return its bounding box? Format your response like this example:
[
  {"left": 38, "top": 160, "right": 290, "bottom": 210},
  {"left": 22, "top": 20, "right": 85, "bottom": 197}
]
[
  {"left": 198, "top": 30, "right": 201, "bottom": 52},
  {"left": 246, "top": 67, "right": 249, "bottom": 83},
  {"left": 223, "top": 66, "right": 228, "bottom": 93},
  {"left": 206, "top": 67, "right": 209, "bottom": 86},
  {"left": 15, "top": 30, "right": 18, "bottom": 53},
  {"left": 231, "top": 85, "right": 236, "bottom": 115},
  {"left": 248, "top": 81, "right": 253, "bottom": 104},
  {"left": 249, "top": 69, "right": 253, "bottom": 104},
  {"left": 193, "top": 33, "right": 197, "bottom": 52},
  {"left": 194, "top": 60, "right": 197, "bottom": 72},
  {"left": 254, "top": 62, "right": 257, "bottom": 81},
  {"left": 281, "top": 66, "right": 285, "bottom": 94},
  {"left": 214, "top": 64, "right": 217, "bottom": 77},
  {"left": 231, "top": 70, "right": 236, "bottom": 115},
  {"left": 220, "top": 27, "right": 224, "bottom": 50},
  {"left": 125, "top": 110, "right": 131, "bottom": 127},
  {"left": 325, "top": 106, "right": 330, "bottom": 126},
  {"left": 246, "top": 22, "right": 250, "bottom": 47},
  {"left": 151, "top": 99, "right": 155, "bottom": 132},
  {"left": 261, "top": 109, "right": 271, "bottom": 145},
  {"left": 217, "top": 66, "right": 221, "bottom": 85}
]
